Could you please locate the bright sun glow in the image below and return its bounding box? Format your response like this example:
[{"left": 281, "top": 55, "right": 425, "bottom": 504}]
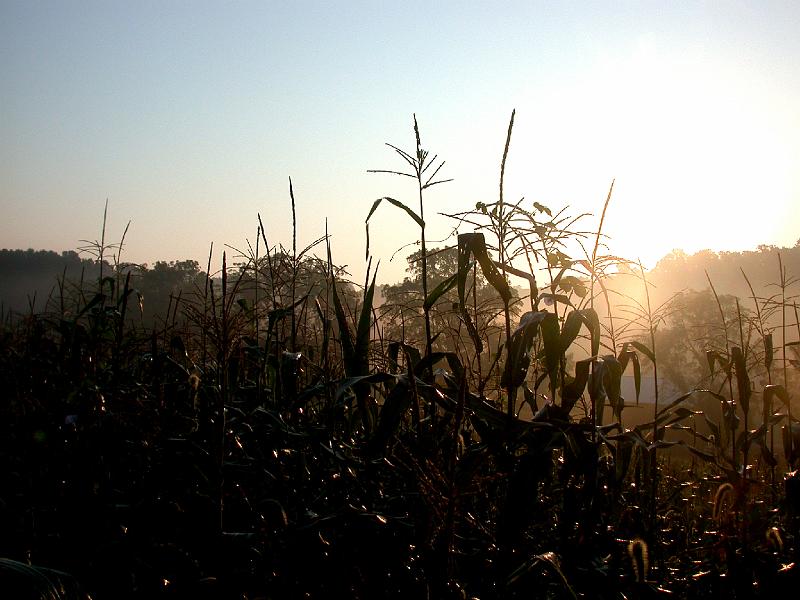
[
  {"left": 499, "top": 35, "right": 798, "bottom": 272},
  {"left": 1, "top": 5, "right": 798, "bottom": 282}
]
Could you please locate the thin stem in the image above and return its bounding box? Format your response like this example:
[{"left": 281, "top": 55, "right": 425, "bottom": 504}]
[
  {"left": 499, "top": 109, "right": 515, "bottom": 418},
  {"left": 779, "top": 254, "right": 792, "bottom": 464},
  {"left": 640, "top": 259, "right": 659, "bottom": 541},
  {"left": 290, "top": 177, "right": 298, "bottom": 352},
  {"left": 707, "top": 271, "right": 737, "bottom": 468}
]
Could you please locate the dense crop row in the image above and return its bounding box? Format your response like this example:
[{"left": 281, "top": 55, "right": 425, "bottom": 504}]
[{"left": 1, "top": 115, "right": 799, "bottom": 598}]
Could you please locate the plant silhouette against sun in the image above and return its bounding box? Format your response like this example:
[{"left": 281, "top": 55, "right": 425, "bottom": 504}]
[{"left": 367, "top": 115, "right": 453, "bottom": 384}]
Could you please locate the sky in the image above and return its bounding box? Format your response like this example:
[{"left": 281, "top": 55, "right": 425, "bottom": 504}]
[{"left": 2, "top": 1, "right": 799, "bottom": 284}]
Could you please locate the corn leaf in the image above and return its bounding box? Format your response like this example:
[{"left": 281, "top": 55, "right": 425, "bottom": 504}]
[
  {"left": 365, "top": 197, "right": 424, "bottom": 260},
  {"left": 502, "top": 310, "right": 560, "bottom": 390},
  {"left": 354, "top": 267, "right": 378, "bottom": 374},
  {"left": 387, "top": 341, "right": 421, "bottom": 374},
  {"left": 618, "top": 345, "right": 641, "bottom": 405},
  {"left": 602, "top": 355, "right": 623, "bottom": 420},
  {"left": 764, "top": 383, "right": 790, "bottom": 425},
  {"left": 562, "top": 358, "right": 592, "bottom": 413},
  {"left": 458, "top": 232, "right": 512, "bottom": 303},
  {"left": 423, "top": 267, "right": 463, "bottom": 311},
  {"left": 764, "top": 333, "right": 774, "bottom": 371},
  {"left": 368, "top": 375, "right": 412, "bottom": 456},
  {"left": 629, "top": 340, "right": 655, "bottom": 363},
  {"left": 456, "top": 234, "right": 484, "bottom": 353}
]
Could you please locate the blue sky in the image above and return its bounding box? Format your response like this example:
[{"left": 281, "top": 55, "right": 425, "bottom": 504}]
[{"left": 2, "top": 1, "right": 799, "bottom": 282}]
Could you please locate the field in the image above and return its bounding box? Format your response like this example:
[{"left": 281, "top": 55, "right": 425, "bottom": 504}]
[{"left": 2, "top": 116, "right": 799, "bottom": 599}]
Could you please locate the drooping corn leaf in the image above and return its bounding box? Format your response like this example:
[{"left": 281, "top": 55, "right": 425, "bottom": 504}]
[
  {"left": 655, "top": 389, "right": 727, "bottom": 419},
  {"left": 423, "top": 266, "right": 466, "bottom": 311},
  {"left": 354, "top": 267, "right": 378, "bottom": 374},
  {"left": 617, "top": 344, "right": 641, "bottom": 405},
  {"left": 386, "top": 341, "right": 421, "bottom": 374},
  {"left": 561, "top": 358, "right": 592, "bottom": 413},
  {"left": 704, "top": 415, "right": 722, "bottom": 448},
  {"left": 764, "top": 333, "right": 774, "bottom": 371},
  {"left": 763, "top": 383, "right": 789, "bottom": 426},
  {"left": 492, "top": 259, "right": 539, "bottom": 306},
  {"left": 628, "top": 340, "right": 655, "bottom": 363},
  {"left": 331, "top": 281, "right": 355, "bottom": 373},
  {"left": 457, "top": 232, "right": 512, "bottom": 303},
  {"left": 602, "top": 355, "right": 624, "bottom": 420},
  {"left": 414, "top": 351, "right": 465, "bottom": 382},
  {"left": 267, "top": 295, "right": 309, "bottom": 343},
  {"left": 706, "top": 349, "right": 729, "bottom": 376},
  {"left": 501, "top": 310, "right": 559, "bottom": 390},
  {"left": 581, "top": 308, "right": 601, "bottom": 358},
  {"left": 757, "top": 436, "right": 778, "bottom": 467},
  {"left": 334, "top": 372, "right": 396, "bottom": 404},
  {"left": 314, "top": 297, "right": 331, "bottom": 364},
  {"left": 368, "top": 375, "right": 413, "bottom": 456},
  {"left": 537, "top": 293, "right": 575, "bottom": 309},
  {"left": 457, "top": 234, "right": 484, "bottom": 354},
  {"left": 588, "top": 359, "right": 607, "bottom": 425},
  {"left": 559, "top": 310, "right": 583, "bottom": 353},
  {"left": 663, "top": 407, "right": 702, "bottom": 427},
  {"left": 365, "top": 196, "right": 424, "bottom": 260}
]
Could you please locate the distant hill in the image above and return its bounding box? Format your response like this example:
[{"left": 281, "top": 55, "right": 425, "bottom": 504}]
[
  {"left": 4, "top": 241, "right": 800, "bottom": 325},
  {"left": 645, "top": 243, "right": 800, "bottom": 304},
  {"left": 0, "top": 249, "right": 206, "bottom": 329},
  {"left": 590, "top": 243, "right": 800, "bottom": 331},
  {"left": 0, "top": 249, "right": 102, "bottom": 316}
]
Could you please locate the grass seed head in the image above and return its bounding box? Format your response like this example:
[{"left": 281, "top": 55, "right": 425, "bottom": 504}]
[
  {"left": 713, "top": 483, "right": 735, "bottom": 523},
  {"left": 766, "top": 526, "right": 784, "bottom": 552},
  {"left": 627, "top": 538, "right": 649, "bottom": 583}
]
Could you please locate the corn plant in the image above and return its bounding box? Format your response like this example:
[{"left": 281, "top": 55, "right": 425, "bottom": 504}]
[
  {"left": 5, "top": 114, "right": 800, "bottom": 598},
  {"left": 367, "top": 115, "right": 452, "bottom": 381}
]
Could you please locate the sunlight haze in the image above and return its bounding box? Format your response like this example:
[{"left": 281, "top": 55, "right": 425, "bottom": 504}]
[{"left": 2, "top": 1, "right": 798, "bottom": 283}]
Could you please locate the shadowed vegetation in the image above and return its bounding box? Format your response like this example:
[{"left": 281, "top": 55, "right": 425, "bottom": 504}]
[{"left": 2, "top": 114, "right": 800, "bottom": 599}]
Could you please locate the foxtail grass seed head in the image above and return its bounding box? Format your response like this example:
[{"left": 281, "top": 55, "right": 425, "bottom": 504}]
[
  {"left": 189, "top": 371, "right": 201, "bottom": 391},
  {"left": 627, "top": 538, "right": 649, "bottom": 583},
  {"left": 713, "top": 483, "right": 734, "bottom": 523},
  {"left": 766, "top": 527, "right": 784, "bottom": 552}
]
